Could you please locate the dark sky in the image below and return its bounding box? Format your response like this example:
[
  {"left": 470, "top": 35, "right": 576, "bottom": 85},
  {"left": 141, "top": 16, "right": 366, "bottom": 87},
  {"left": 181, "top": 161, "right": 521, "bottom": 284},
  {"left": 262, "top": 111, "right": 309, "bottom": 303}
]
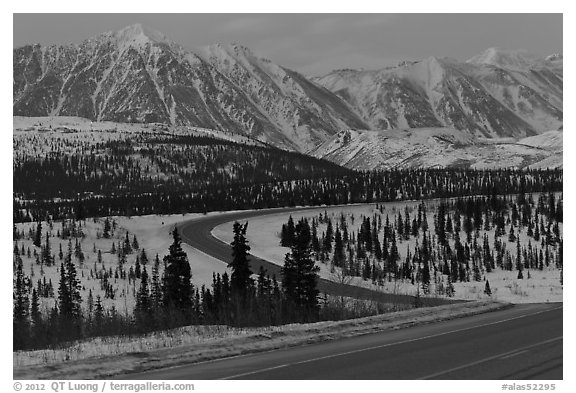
[{"left": 13, "top": 14, "right": 563, "bottom": 76}]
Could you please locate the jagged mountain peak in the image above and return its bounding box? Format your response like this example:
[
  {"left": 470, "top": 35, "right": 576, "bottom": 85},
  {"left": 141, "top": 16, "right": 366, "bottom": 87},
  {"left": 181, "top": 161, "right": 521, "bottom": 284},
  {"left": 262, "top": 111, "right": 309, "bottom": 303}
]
[
  {"left": 200, "top": 42, "right": 272, "bottom": 65},
  {"left": 467, "top": 47, "right": 542, "bottom": 69},
  {"left": 13, "top": 25, "right": 563, "bottom": 155},
  {"left": 13, "top": 26, "right": 369, "bottom": 152},
  {"left": 546, "top": 53, "right": 563, "bottom": 62},
  {"left": 117, "top": 24, "right": 170, "bottom": 43},
  {"left": 94, "top": 23, "right": 174, "bottom": 50}
]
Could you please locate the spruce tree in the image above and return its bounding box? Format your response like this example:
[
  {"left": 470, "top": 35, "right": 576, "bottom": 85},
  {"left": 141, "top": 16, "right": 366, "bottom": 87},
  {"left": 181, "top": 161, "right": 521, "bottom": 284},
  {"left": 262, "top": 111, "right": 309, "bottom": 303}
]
[
  {"left": 151, "top": 256, "right": 162, "bottom": 309},
  {"left": 33, "top": 221, "right": 42, "bottom": 248},
  {"left": 40, "top": 232, "right": 51, "bottom": 266},
  {"left": 228, "top": 221, "right": 253, "bottom": 300},
  {"left": 103, "top": 218, "right": 111, "bottom": 239},
  {"left": 332, "top": 227, "right": 345, "bottom": 267},
  {"left": 93, "top": 296, "right": 104, "bottom": 334},
  {"left": 281, "top": 216, "right": 296, "bottom": 247},
  {"left": 58, "top": 248, "right": 83, "bottom": 339},
  {"left": 484, "top": 280, "right": 492, "bottom": 296},
  {"left": 124, "top": 232, "right": 132, "bottom": 254},
  {"left": 13, "top": 260, "right": 30, "bottom": 349},
  {"left": 140, "top": 248, "right": 149, "bottom": 265},
  {"left": 162, "top": 228, "right": 193, "bottom": 314},
  {"left": 324, "top": 218, "right": 334, "bottom": 252},
  {"left": 281, "top": 219, "right": 320, "bottom": 320},
  {"left": 445, "top": 276, "right": 455, "bottom": 297},
  {"left": 30, "top": 288, "right": 42, "bottom": 346},
  {"left": 135, "top": 267, "right": 151, "bottom": 331}
]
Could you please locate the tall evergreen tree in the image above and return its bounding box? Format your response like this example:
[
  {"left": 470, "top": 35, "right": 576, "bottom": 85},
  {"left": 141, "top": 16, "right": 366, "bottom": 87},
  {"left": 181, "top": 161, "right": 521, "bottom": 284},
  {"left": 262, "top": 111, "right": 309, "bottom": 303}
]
[
  {"left": 280, "top": 216, "right": 296, "bottom": 247},
  {"left": 135, "top": 267, "right": 151, "bottom": 331},
  {"left": 30, "top": 288, "right": 42, "bottom": 346},
  {"left": 42, "top": 232, "right": 53, "bottom": 266},
  {"left": 281, "top": 219, "right": 320, "bottom": 320},
  {"left": 33, "top": 221, "right": 42, "bottom": 248},
  {"left": 13, "top": 260, "right": 30, "bottom": 349},
  {"left": 162, "top": 228, "right": 193, "bottom": 314},
  {"left": 228, "top": 221, "right": 253, "bottom": 300},
  {"left": 332, "top": 227, "right": 345, "bottom": 268},
  {"left": 103, "top": 218, "right": 111, "bottom": 239},
  {"left": 324, "top": 218, "right": 334, "bottom": 252},
  {"left": 58, "top": 247, "right": 83, "bottom": 339}
]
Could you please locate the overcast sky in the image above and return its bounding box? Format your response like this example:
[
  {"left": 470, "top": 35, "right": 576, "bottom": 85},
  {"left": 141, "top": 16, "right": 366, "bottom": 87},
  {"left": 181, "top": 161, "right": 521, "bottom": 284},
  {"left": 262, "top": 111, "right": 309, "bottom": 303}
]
[{"left": 13, "top": 14, "right": 562, "bottom": 76}]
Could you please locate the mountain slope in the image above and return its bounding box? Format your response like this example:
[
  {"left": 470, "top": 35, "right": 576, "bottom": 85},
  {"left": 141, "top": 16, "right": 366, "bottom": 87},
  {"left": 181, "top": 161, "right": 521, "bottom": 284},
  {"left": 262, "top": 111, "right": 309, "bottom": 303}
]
[
  {"left": 314, "top": 49, "right": 562, "bottom": 138},
  {"left": 13, "top": 25, "right": 367, "bottom": 152},
  {"left": 14, "top": 27, "right": 562, "bottom": 154},
  {"left": 310, "top": 128, "right": 562, "bottom": 170},
  {"left": 198, "top": 43, "right": 368, "bottom": 151}
]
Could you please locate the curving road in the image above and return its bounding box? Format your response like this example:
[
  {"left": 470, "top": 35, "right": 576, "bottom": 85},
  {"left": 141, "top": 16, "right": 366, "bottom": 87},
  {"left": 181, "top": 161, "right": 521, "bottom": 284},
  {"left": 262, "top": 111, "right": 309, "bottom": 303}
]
[
  {"left": 123, "top": 303, "right": 562, "bottom": 379},
  {"left": 120, "top": 206, "right": 562, "bottom": 380},
  {"left": 177, "top": 206, "right": 459, "bottom": 307}
]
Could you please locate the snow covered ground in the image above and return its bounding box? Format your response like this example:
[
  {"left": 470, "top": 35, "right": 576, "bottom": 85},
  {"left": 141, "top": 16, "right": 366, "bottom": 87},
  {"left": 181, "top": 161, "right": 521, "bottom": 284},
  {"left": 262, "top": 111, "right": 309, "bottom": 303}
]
[
  {"left": 213, "top": 200, "right": 562, "bottom": 304},
  {"left": 310, "top": 128, "right": 563, "bottom": 170},
  {"left": 14, "top": 212, "right": 231, "bottom": 317},
  {"left": 13, "top": 116, "right": 266, "bottom": 147}
]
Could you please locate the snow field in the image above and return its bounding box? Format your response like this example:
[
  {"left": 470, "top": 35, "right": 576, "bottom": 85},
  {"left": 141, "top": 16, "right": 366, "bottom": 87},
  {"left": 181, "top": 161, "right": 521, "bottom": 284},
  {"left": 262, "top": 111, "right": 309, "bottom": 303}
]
[
  {"left": 213, "top": 199, "right": 562, "bottom": 304},
  {"left": 14, "top": 212, "right": 231, "bottom": 318}
]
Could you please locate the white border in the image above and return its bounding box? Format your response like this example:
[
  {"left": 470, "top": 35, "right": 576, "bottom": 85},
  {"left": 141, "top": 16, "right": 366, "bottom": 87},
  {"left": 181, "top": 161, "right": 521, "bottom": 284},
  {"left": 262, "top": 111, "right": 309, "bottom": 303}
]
[{"left": 3, "top": 3, "right": 571, "bottom": 391}]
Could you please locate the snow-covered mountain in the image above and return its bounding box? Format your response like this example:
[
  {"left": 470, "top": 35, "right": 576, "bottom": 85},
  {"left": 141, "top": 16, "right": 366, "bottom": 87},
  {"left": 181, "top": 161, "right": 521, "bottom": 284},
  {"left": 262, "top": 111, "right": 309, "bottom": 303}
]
[
  {"left": 198, "top": 43, "right": 367, "bottom": 151},
  {"left": 310, "top": 128, "right": 562, "bottom": 170},
  {"left": 13, "top": 24, "right": 366, "bottom": 151},
  {"left": 14, "top": 26, "right": 562, "bottom": 156},
  {"left": 314, "top": 48, "right": 562, "bottom": 138}
]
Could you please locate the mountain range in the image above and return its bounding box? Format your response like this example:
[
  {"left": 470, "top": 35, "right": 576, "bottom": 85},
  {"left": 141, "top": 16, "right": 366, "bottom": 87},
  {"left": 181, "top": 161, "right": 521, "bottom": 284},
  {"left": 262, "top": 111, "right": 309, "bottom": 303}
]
[{"left": 13, "top": 24, "right": 562, "bottom": 167}]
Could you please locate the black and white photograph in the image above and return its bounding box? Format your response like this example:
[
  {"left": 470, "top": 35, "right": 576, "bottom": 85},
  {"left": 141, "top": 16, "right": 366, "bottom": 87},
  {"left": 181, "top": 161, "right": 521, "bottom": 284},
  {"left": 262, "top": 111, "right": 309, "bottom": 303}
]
[{"left": 10, "top": 7, "right": 565, "bottom": 385}]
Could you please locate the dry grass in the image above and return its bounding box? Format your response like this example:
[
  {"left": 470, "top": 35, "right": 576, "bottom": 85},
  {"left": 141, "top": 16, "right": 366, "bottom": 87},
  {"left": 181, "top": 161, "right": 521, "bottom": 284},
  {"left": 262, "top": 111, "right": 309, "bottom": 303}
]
[{"left": 13, "top": 300, "right": 511, "bottom": 380}]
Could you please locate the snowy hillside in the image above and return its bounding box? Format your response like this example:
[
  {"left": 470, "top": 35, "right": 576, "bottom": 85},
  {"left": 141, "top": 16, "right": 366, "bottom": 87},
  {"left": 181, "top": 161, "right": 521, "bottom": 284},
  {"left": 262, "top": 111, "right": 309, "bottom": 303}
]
[
  {"left": 13, "top": 116, "right": 269, "bottom": 147},
  {"left": 310, "top": 128, "right": 562, "bottom": 170}
]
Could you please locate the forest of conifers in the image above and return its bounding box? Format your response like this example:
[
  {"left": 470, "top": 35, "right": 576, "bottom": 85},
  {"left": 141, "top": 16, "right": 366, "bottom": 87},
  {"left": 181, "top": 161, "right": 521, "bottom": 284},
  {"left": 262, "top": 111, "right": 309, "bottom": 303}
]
[{"left": 13, "top": 132, "right": 562, "bottom": 222}]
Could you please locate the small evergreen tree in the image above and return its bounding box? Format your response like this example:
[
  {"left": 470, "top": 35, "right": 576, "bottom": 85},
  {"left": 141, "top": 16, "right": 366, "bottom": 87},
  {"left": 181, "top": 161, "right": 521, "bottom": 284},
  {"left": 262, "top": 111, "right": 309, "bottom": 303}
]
[{"left": 484, "top": 280, "right": 492, "bottom": 296}]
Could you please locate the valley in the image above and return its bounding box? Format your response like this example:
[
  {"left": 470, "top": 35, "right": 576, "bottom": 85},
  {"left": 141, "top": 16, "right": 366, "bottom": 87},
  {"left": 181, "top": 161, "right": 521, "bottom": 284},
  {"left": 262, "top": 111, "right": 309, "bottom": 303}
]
[{"left": 12, "top": 18, "right": 563, "bottom": 382}]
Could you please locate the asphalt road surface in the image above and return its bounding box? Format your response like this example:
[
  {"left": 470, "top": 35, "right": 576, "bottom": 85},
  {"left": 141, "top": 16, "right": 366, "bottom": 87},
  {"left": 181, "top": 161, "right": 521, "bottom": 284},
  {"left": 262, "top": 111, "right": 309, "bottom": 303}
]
[
  {"left": 123, "top": 303, "right": 562, "bottom": 379},
  {"left": 177, "top": 206, "right": 458, "bottom": 307},
  {"left": 121, "top": 207, "right": 562, "bottom": 380}
]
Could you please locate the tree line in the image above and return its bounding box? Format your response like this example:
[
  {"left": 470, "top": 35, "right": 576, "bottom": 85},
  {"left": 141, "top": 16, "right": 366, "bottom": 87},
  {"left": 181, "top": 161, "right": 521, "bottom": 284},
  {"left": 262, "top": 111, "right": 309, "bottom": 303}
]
[{"left": 15, "top": 166, "right": 562, "bottom": 222}]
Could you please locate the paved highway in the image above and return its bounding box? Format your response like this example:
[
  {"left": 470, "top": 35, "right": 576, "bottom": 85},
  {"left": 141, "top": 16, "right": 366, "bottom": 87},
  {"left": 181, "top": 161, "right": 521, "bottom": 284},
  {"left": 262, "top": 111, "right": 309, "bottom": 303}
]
[
  {"left": 177, "top": 206, "right": 458, "bottom": 307},
  {"left": 122, "top": 207, "right": 562, "bottom": 380},
  {"left": 124, "top": 303, "right": 562, "bottom": 379}
]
